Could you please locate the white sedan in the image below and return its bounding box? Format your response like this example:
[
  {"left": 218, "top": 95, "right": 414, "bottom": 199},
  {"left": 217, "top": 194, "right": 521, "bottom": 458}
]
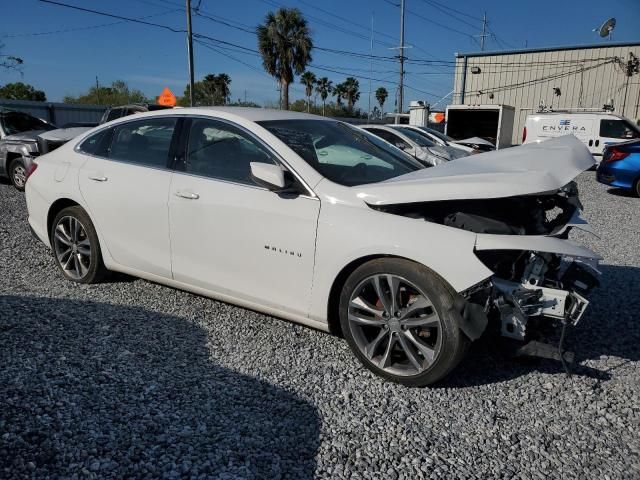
[{"left": 25, "top": 108, "right": 600, "bottom": 386}]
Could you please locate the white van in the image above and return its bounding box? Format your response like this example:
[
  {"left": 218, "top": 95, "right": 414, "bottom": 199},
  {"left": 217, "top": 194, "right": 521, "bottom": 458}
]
[{"left": 522, "top": 111, "right": 640, "bottom": 160}]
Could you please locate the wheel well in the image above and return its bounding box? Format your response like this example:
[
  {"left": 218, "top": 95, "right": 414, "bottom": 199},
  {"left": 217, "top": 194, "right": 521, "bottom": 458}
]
[
  {"left": 47, "top": 198, "right": 79, "bottom": 244},
  {"left": 4, "top": 151, "right": 20, "bottom": 171},
  {"left": 326, "top": 254, "right": 397, "bottom": 337}
]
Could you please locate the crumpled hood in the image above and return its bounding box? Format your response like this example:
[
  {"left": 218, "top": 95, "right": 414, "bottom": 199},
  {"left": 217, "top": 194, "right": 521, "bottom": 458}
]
[
  {"left": 2, "top": 129, "right": 47, "bottom": 143},
  {"left": 356, "top": 135, "right": 594, "bottom": 205}
]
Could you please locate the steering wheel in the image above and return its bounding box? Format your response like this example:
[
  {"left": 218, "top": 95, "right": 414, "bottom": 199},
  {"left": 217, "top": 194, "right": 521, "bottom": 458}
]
[{"left": 340, "top": 162, "right": 367, "bottom": 181}]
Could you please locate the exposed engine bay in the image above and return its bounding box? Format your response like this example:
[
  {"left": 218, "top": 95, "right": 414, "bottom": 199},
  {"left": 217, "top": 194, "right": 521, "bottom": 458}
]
[
  {"left": 371, "top": 181, "right": 600, "bottom": 363},
  {"left": 371, "top": 181, "right": 582, "bottom": 237}
]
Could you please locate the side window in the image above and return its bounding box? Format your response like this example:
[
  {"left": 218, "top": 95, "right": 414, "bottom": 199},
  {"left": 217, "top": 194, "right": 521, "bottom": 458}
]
[
  {"left": 108, "top": 118, "right": 177, "bottom": 168},
  {"left": 599, "top": 119, "right": 640, "bottom": 139},
  {"left": 78, "top": 129, "right": 111, "bottom": 156},
  {"left": 185, "top": 118, "right": 277, "bottom": 185}
]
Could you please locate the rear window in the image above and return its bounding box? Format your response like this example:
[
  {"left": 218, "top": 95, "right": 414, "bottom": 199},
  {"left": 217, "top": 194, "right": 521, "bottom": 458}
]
[{"left": 599, "top": 119, "right": 640, "bottom": 139}]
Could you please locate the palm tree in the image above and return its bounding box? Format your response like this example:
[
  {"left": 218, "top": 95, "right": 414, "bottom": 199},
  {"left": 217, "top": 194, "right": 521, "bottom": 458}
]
[
  {"left": 257, "top": 8, "right": 313, "bottom": 110},
  {"left": 333, "top": 82, "right": 346, "bottom": 107},
  {"left": 300, "top": 71, "right": 316, "bottom": 112},
  {"left": 315, "top": 77, "right": 333, "bottom": 116},
  {"left": 375, "top": 87, "right": 388, "bottom": 112},
  {"left": 343, "top": 77, "right": 360, "bottom": 112},
  {"left": 216, "top": 73, "right": 232, "bottom": 105}
]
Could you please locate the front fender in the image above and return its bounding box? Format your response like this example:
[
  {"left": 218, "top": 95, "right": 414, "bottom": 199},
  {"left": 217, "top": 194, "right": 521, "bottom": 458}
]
[{"left": 309, "top": 203, "right": 493, "bottom": 324}]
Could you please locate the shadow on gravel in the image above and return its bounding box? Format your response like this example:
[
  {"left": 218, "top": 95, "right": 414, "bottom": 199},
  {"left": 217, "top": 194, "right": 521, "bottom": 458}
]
[
  {"left": 606, "top": 187, "right": 637, "bottom": 197},
  {"left": 440, "top": 265, "right": 640, "bottom": 388},
  {"left": 0, "top": 295, "right": 320, "bottom": 479}
]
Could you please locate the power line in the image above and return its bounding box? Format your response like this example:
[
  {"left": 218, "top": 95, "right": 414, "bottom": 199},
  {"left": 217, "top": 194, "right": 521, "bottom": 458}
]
[
  {"left": 418, "top": 0, "right": 479, "bottom": 30},
  {"left": 382, "top": 0, "right": 476, "bottom": 40},
  {"left": 38, "top": 0, "right": 186, "bottom": 33},
  {"left": 1, "top": 10, "right": 180, "bottom": 38}
]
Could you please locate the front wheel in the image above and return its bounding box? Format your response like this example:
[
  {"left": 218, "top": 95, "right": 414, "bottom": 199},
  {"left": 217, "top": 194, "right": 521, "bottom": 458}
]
[
  {"left": 9, "top": 157, "right": 27, "bottom": 192},
  {"left": 51, "top": 206, "right": 108, "bottom": 283},
  {"left": 339, "top": 258, "right": 469, "bottom": 387}
]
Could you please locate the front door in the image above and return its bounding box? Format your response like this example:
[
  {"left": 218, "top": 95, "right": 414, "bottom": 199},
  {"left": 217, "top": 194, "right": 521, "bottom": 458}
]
[
  {"left": 168, "top": 117, "right": 320, "bottom": 317},
  {"left": 78, "top": 116, "right": 179, "bottom": 278}
]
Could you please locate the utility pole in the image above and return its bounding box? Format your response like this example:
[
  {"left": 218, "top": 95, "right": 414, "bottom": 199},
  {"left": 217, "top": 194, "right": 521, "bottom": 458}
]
[
  {"left": 186, "top": 0, "right": 195, "bottom": 107},
  {"left": 398, "top": 0, "right": 406, "bottom": 115},
  {"left": 95, "top": 75, "right": 100, "bottom": 104},
  {"left": 368, "top": 12, "right": 374, "bottom": 121},
  {"left": 622, "top": 52, "right": 639, "bottom": 115},
  {"left": 480, "top": 12, "right": 488, "bottom": 51}
]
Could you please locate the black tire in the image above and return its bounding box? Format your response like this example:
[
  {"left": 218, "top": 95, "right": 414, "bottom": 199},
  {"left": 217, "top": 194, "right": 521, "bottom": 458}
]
[
  {"left": 50, "top": 206, "right": 108, "bottom": 283},
  {"left": 633, "top": 178, "right": 640, "bottom": 198},
  {"left": 8, "top": 157, "right": 27, "bottom": 192},
  {"left": 339, "top": 258, "right": 470, "bottom": 387}
]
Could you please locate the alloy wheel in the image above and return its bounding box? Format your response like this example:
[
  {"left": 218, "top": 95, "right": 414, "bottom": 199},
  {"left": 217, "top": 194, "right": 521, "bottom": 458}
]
[
  {"left": 53, "top": 216, "right": 92, "bottom": 280},
  {"left": 12, "top": 164, "right": 26, "bottom": 188},
  {"left": 347, "top": 274, "right": 443, "bottom": 376}
]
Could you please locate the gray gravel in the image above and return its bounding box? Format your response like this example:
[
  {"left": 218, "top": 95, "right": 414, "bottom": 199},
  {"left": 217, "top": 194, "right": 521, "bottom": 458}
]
[{"left": 1, "top": 172, "right": 639, "bottom": 479}]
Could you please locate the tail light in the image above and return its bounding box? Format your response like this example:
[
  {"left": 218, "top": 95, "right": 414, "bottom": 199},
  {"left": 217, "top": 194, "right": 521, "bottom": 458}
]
[
  {"left": 603, "top": 146, "right": 629, "bottom": 163},
  {"left": 522, "top": 126, "right": 527, "bottom": 143},
  {"left": 25, "top": 163, "right": 38, "bottom": 182}
]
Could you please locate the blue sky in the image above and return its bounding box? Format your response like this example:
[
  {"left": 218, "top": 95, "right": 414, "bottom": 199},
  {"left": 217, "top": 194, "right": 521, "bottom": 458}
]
[{"left": 2, "top": 0, "right": 639, "bottom": 109}]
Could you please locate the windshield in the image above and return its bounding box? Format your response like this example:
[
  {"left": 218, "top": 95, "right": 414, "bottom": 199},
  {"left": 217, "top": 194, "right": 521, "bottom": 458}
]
[
  {"left": 419, "top": 127, "right": 454, "bottom": 144},
  {"left": 393, "top": 127, "right": 436, "bottom": 147},
  {"left": 259, "top": 120, "right": 423, "bottom": 186},
  {"left": 0, "top": 111, "right": 55, "bottom": 135}
]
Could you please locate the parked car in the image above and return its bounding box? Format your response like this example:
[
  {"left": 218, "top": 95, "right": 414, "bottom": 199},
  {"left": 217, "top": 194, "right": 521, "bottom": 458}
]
[
  {"left": 388, "top": 125, "right": 469, "bottom": 161},
  {"left": 0, "top": 109, "right": 57, "bottom": 190},
  {"left": 25, "top": 108, "right": 600, "bottom": 386},
  {"left": 360, "top": 124, "right": 447, "bottom": 166},
  {"left": 402, "top": 125, "right": 494, "bottom": 154},
  {"left": 523, "top": 111, "right": 640, "bottom": 161},
  {"left": 99, "top": 103, "right": 173, "bottom": 124},
  {"left": 596, "top": 139, "right": 640, "bottom": 196}
]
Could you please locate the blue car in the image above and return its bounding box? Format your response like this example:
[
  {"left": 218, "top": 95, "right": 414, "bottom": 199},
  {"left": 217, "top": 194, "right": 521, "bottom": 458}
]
[{"left": 596, "top": 139, "right": 640, "bottom": 197}]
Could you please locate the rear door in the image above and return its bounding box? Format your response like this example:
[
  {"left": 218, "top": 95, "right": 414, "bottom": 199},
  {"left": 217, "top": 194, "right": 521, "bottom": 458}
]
[{"left": 78, "top": 116, "right": 180, "bottom": 278}]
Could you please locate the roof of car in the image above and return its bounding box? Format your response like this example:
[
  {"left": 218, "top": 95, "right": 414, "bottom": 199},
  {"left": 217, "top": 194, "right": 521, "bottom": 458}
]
[{"left": 137, "top": 106, "right": 326, "bottom": 122}]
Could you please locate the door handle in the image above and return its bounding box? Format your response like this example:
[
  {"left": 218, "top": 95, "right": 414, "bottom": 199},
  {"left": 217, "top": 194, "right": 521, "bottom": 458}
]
[
  {"left": 88, "top": 174, "right": 108, "bottom": 182},
  {"left": 174, "top": 190, "right": 200, "bottom": 200}
]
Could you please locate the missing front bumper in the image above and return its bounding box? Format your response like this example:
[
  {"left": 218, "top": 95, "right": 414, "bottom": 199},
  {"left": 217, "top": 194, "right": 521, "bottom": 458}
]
[{"left": 492, "top": 277, "right": 591, "bottom": 341}]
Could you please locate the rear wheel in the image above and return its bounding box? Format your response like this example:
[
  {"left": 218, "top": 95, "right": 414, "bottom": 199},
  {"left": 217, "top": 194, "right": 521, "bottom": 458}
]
[
  {"left": 9, "top": 157, "right": 27, "bottom": 192},
  {"left": 633, "top": 178, "right": 640, "bottom": 198},
  {"left": 339, "top": 258, "right": 469, "bottom": 387},
  {"left": 51, "top": 206, "right": 108, "bottom": 283}
]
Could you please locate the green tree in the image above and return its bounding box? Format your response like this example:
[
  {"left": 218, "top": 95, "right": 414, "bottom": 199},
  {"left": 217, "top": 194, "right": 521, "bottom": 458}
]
[
  {"left": 342, "top": 77, "right": 360, "bottom": 112},
  {"left": 181, "top": 73, "right": 232, "bottom": 106},
  {"left": 0, "top": 82, "right": 46, "bottom": 101},
  {"left": 300, "top": 71, "right": 316, "bottom": 112},
  {"left": 315, "top": 77, "right": 332, "bottom": 116},
  {"left": 257, "top": 8, "right": 313, "bottom": 110},
  {"left": 64, "top": 80, "right": 148, "bottom": 105},
  {"left": 333, "top": 82, "right": 346, "bottom": 107},
  {"left": 375, "top": 87, "right": 388, "bottom": 112}
]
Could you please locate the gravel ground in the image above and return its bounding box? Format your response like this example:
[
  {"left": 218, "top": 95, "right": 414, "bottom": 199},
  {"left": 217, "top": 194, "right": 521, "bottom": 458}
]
[{"left": 1, "top": 172, "right": 639, "bottom": 479}]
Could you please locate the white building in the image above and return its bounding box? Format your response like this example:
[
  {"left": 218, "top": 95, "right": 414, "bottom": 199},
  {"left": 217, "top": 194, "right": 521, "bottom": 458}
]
[{"left": 452, "top": 41, "right": 640, "bottom": 144}]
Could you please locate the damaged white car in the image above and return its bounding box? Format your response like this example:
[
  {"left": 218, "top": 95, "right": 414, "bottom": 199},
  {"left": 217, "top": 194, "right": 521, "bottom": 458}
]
[{"left": 24, "top": 108, "right": 599, "bottom": 386}]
